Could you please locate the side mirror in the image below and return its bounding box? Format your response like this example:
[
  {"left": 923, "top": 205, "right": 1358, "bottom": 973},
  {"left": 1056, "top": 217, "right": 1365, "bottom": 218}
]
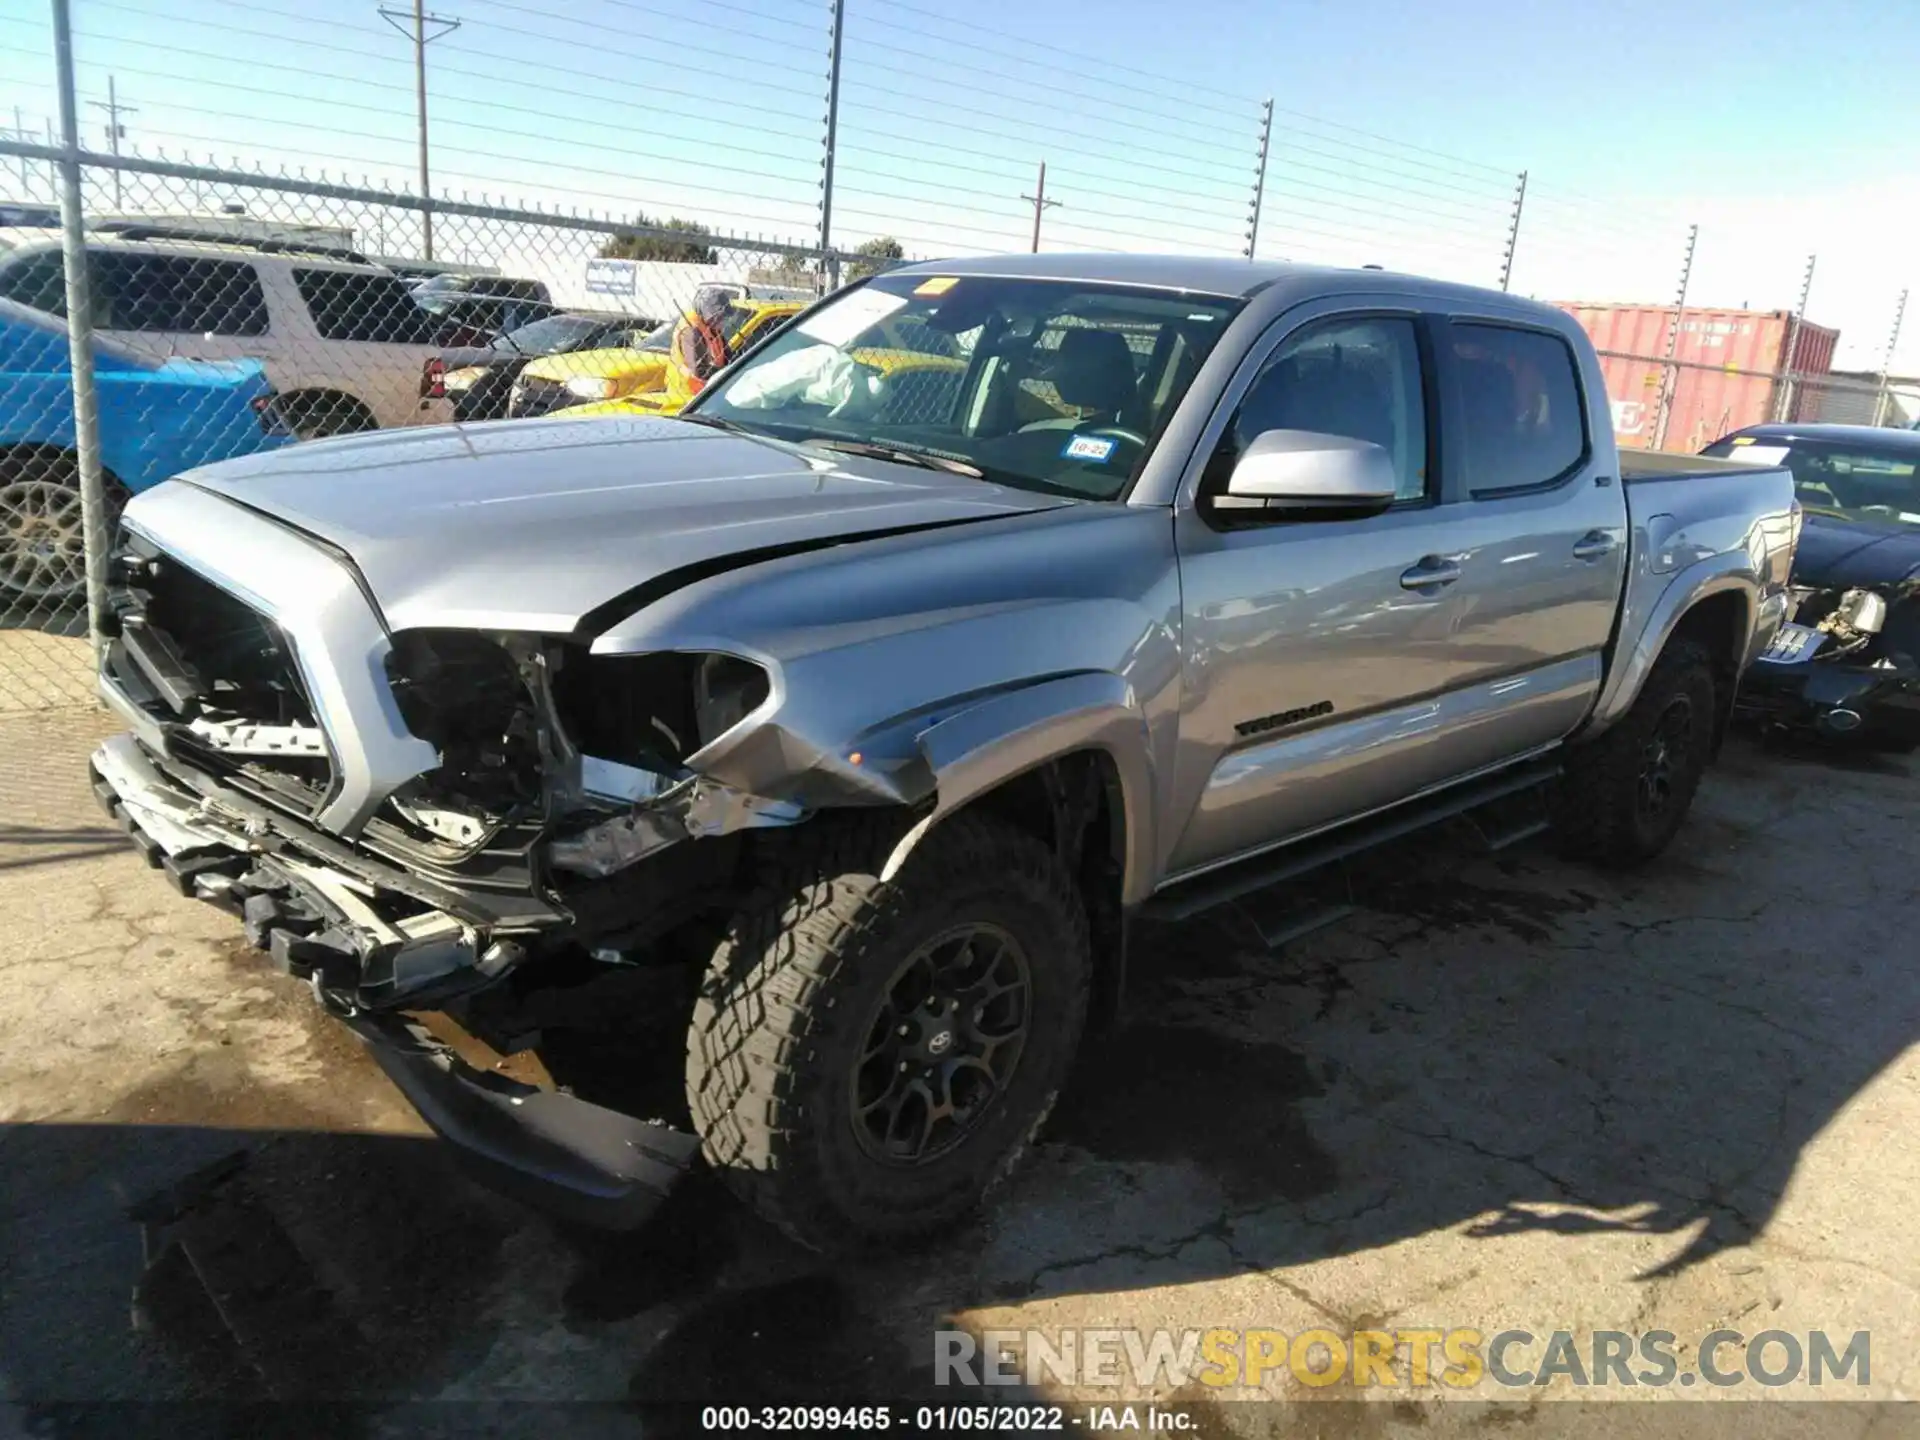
[{"left": 1211, "top": 429, "right": 1399, "bottom": 518}]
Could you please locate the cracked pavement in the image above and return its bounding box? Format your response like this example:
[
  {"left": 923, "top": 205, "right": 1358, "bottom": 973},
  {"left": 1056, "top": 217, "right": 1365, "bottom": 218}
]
[{"left": 3, "top": 705, "right": 1919, "bottom": 1431}]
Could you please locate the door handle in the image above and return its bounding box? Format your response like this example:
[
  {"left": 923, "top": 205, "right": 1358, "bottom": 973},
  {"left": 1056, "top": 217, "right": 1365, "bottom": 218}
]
[
  {"left": 1400, "top": 557, "right": 1463, "bottom": 590},
  {"left": 1572, "top": 530, "right": 1619, "bottom": 562}
]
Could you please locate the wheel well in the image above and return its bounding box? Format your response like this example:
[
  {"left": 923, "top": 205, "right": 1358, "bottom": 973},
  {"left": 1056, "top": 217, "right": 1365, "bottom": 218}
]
[
  {"left": 959, "top": 749, "right": 1129, "bottom": 1027},
  {"left": 0, "top": 442, "right": 79, "bottom": 477},
  {"left": 1668, "top": 590, "right": 1747, "bottom": 754}
]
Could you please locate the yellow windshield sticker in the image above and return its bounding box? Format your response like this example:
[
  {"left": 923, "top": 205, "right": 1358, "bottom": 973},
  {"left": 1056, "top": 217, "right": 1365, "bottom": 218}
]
[
  {"left": 914, "top": 277, "right": 959, "bottom": 297},
  {"left": 1731, "top": 436, "right": 1754, "bottom": 444}
]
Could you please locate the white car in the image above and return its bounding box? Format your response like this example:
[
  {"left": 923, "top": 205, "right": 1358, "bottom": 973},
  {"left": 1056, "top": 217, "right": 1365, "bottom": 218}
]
[{"left": 0, "top": 227, "right": 455, "bottom": 437}]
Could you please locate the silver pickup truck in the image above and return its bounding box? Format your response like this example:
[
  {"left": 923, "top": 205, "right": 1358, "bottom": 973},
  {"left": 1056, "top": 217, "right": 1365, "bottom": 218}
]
[{"left": 91, "top": 255, "right": 1798, "bottom": 1250}]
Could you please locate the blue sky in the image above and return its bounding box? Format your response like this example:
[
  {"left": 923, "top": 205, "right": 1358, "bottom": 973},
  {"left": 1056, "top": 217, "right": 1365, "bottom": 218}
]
[{"left": 1, "top": 0, "right": 1916, "bottom": 368}]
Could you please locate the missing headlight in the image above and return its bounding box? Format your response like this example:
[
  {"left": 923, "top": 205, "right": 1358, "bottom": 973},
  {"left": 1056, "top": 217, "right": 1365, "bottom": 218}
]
[
  {"left": 550, "top": 648, "right": 770, "bottom": 770},
  {"left": 694, "top": 653, "right": 771, "bottom": 747}
]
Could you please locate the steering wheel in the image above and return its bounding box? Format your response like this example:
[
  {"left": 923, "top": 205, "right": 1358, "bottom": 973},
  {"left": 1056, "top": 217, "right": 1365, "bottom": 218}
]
[{"left": 1081, "top": 425, "right": 1147, "bottom": 449}]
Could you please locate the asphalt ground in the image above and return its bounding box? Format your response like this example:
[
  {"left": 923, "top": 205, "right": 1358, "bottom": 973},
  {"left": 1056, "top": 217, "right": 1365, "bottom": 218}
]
[{"left": 4, "top": 704, "right": 1918, "bottom": 1438}]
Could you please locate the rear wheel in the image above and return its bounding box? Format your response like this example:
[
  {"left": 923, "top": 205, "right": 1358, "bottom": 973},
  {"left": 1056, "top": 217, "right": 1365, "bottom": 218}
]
[
  {"left": 1551, "top": 638, "right": 1717, "bottom": 867},
  {"left": 686, "top": 812, "right": 1091, "bottom": 1251}
]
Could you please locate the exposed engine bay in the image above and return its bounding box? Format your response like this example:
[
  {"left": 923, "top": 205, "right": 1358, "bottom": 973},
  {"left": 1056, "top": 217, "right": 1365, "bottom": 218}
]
[
  {"left": 100, "top": 538, "right": 813, "bottom": 1019},
  {"left": 1740, "top": 581, "right": 1920, "bottom": 746},
  {"left": 380, "top": 632, "right": 798, "bottom": 879}
]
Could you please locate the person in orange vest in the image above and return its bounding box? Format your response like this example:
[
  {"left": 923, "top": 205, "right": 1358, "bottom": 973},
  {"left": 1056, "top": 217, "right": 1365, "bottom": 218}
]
[{"left": 672, "top": 285, "right": 735, "bottom": 395}]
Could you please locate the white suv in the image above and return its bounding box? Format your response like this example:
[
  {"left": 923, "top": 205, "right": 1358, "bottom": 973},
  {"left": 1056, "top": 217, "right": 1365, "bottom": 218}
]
[{"left": 0, "top": 228, "right": 456, "bottom": 437}]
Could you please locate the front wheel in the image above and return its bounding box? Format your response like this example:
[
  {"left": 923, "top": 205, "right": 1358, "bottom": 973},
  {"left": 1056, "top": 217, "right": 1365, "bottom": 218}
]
[
  {"left": 1551, "top": 638, "right": 1718, "bottom": 867},
  {"left": 686, "top": 812, "right": 1091, "bottom": 1251}
]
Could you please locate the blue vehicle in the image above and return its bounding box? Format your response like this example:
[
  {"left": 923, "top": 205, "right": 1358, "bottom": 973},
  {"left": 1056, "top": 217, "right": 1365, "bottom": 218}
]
[{"left": 0, "top": 295, "right": 288, "bottom": 598}]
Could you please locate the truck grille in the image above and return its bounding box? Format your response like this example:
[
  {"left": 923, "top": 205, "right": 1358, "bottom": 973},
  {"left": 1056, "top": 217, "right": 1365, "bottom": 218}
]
[{"left": 105, "top": 537, "right": 335, "bottom": 814}]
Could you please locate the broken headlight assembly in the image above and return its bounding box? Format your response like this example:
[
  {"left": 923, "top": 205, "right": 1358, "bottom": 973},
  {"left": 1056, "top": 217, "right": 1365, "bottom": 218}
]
[
  {"left": 380, "top": 629, "right": 547, "bottom": 851},
  {"left": 548, "top": 647, "right": 771, "bottom": 770},
  {"left": 543, "top": 646, "right": 794, "bottom": 879}
]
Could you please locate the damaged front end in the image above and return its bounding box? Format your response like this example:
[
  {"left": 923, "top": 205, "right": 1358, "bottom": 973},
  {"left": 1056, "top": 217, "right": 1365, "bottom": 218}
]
[
  {"left": 1737, "top": 582, "right": 1920, "bottom": 747},
  {"left": 91, "top": 521, "right": 824, "bottom": 1227}
]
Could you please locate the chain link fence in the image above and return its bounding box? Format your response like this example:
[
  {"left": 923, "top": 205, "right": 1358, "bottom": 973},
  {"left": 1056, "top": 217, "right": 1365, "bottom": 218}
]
[
  {"left": 4, "top": 1, "right": 1920, "bottom": 716},
  {"left": 0, "top": 148, "right": 875, "bottom": 710},
  {"left": 1585, "top": 348, "right": 1920, "bottom": 452}
]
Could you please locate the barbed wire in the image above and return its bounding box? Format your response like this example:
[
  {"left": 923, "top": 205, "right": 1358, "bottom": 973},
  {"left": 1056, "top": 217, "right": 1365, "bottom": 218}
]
[{"left": 857, "top": 0, "right": 1262, "bottom": 123}]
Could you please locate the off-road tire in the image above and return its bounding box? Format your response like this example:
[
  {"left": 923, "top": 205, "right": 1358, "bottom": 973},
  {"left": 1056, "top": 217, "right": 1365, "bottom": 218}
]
[
  {"left": 686, "top": 811, "right": 1091, "bottom": 1251},
  {"left": 1551, "top": 637, "right": 1717, "bottom": 867}
]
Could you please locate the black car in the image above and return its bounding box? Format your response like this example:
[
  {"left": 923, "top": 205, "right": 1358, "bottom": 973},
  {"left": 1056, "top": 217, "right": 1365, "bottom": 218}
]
[
  {"left": 440, "top": 311, "right": 660, "bottom": 421},
  {"left": 1702, "top": 423, "right": 1920, "bottom": 748}
]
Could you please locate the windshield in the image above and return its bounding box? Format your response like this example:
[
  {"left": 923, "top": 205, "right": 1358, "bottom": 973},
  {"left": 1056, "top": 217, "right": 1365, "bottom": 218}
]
[
  {"left": 690, "top": 274, "right": 1243, "bottom": 500},
  {"left": 494, "top": 313, "right": 607, "bottom": 354},
  {"left": 1704, "top": 436, "right": 1920, "bottom": 526}
]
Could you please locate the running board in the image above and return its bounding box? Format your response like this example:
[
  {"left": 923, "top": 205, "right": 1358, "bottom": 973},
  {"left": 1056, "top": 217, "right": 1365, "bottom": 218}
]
[{"left": 1143, "top": 756, "right": 1562, "bottom": 925}]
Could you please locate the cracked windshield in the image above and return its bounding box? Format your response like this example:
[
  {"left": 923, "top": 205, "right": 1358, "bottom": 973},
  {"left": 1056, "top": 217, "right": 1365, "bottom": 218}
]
[{"left": 692, "top": 275, "right": 1242, "bottom": 499}]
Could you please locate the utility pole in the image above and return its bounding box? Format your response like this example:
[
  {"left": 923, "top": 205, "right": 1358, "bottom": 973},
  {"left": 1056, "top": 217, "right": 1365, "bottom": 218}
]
[
  {"left": 1774, "top": 253, "right": 1816, "bottom": 423},
  {"left": 9, "top": 106, "right": 31, "bottom": 194},
  {"left": 1875, "top": 288, "right": 1908, "bottom": 428},
  {"left": 1243, "top": 98, "right": 1272, "bottom": 261},
  {"left": 379, "top": 1, "right": 460, "bottom": 260},
  {"left": 1498, "top": 169, "right": 1527, "bottom": 292},
  {"left": 1652, "top": 222, "right": 1698, "bottom": 450},
  {"left": 51, "top": 0, "right": 110, "bottom": 655},
  {"left": 817, "top": 0, "right": 845, "bottom": 290},
  {"left": 1022, "top": 160, "right": 1060, "bottom": 253},
  {"left": 85, "top": 75, "right": 134, "bottom": 209}
]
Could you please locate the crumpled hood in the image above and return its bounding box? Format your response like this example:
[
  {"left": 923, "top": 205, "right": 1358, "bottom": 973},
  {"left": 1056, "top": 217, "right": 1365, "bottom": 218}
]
[
  {"left": 1793, "top": 514, "right": 1920, "bottom": 589},
  {"left": 174, "top": 416, "right": 1070, "bottom": 634}
]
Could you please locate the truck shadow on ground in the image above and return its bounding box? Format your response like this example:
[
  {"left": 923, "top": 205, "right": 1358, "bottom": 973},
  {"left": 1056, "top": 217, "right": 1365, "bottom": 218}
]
[
  {"left": 621, "top": 740, "right": 1920, "bottom": 1403},
  {"left": 939, "top": 733, "right": 1918, "bottom": 1305},
  {"left": 5, "top": 741, "right": 1912, "bottom": 1416}
]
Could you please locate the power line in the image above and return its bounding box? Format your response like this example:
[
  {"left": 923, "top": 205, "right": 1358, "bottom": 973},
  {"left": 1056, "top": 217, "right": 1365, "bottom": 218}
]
[{"left": 860, "top": 0, "right": 1260, "bottom": 119}]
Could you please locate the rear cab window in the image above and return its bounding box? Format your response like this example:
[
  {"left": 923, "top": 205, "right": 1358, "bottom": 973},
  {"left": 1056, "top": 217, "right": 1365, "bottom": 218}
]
[
  {"left": 293, "top": 268, "right": 438, "bottom": 343},
  {"left": 1451, "top": 323, "right": 1588, "bottom": 496}
]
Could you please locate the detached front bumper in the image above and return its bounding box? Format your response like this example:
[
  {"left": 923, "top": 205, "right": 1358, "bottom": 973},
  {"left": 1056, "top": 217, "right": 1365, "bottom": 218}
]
[
  {"left": 1735, "top": 625, "right": 1920, "bottom": 745},
  {"left": 89, "top": 731, "right": 700, "bottom": 1230}
]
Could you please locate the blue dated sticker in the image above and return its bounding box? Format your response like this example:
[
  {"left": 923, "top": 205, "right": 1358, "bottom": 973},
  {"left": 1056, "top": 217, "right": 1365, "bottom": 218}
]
[{"left": 1063, "top": 434, "right": 1117, "bottom": 464}]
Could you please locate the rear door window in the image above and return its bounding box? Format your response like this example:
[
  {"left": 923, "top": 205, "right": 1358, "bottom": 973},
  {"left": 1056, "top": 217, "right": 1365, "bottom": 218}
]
[
  {"left": 0, "top": 250, "right": 269, "bottom": 335},
  {"left": 0, "top": 251, "right": 69, "bottom": 315},
  {"left": 1451, "top": 323, "right": 1588, "bottom": 494},
  {"left": 293, "top": 268, "right": 438, "bottom": 343}
]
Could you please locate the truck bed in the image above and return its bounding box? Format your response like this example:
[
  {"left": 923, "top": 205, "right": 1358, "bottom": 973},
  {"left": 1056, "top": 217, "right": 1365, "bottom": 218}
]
[{"left": 1620, "top": 448, "right": 1783, "bottom": 482}]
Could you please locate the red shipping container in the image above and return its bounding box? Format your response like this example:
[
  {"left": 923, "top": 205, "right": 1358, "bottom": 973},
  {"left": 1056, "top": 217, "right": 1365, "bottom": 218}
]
[{"left": 1553, "top": 303, "right": 1839, "bottom": 451}]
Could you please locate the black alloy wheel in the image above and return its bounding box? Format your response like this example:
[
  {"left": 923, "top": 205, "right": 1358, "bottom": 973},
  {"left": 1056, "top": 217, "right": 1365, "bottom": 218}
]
[{"left": 851, "top": 922, "right": 1033, "bottom": 1166}]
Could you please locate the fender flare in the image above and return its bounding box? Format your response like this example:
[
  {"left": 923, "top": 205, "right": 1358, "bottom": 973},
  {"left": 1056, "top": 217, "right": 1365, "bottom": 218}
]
[
  {"left": 1585, "top": 551, "right": 1777, "bottom": 738},
  {"left": 880, "top": 671, "right": 1159, "bottom": 906}
]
